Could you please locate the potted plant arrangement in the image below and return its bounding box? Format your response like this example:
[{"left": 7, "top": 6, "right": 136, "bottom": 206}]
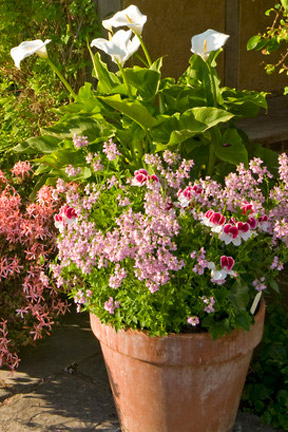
[{"left": 10, "top": 4, "right": 288, "bottom": 432}]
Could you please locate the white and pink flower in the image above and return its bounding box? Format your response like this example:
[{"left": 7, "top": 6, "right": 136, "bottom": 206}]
[
  {"left": 219, "top": 223, "right": 241, "bottom": 246},
  {"left": 236, "top": 221, "right": 252, "bottom": 241},
  {"left": 131, "top": 169, "right": 159, "bottom": 187},
  {"left": 54, "top": 205, "right": 77, "bottom": 231},
  {"left": 207, "top": 256, "right": 236, "bottom": 284},
  {"left": 187, "top": 316, "right": 200, "bottom": 326},
  {"left": 202, "top": 209, "right": 226, "bottom": 233},
  {"left": 258, "top": 215, "right": 269, "bottom": 232}
]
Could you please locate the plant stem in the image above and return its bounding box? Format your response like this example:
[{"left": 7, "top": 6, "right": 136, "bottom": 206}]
[
  {"left": 137, "top": 35, "right": 152, "bottom": 67},
  {"left": 116, "top": 61, "right": 132, "bottom": 98},
  {"left": 47, "top": 58, "right": 76, "bottom": 99},
  {"left": 87, "top": 40, "right": 98, "bottom": 79}
]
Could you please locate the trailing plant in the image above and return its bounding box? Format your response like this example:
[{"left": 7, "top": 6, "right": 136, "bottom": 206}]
[{"left": 0, "top": 163, "right": 69, "bottom": 371}]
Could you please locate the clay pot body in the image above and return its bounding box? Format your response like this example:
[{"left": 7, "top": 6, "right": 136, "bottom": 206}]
[{"left": 90, "top": 301, "right": 265, "bottom": 432}]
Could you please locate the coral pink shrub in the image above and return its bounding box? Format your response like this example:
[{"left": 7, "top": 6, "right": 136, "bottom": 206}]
[{"left": 0, "top": 171, "right": 69, "bottom": 371}]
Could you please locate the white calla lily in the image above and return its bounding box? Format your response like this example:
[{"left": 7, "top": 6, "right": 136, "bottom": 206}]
[
  {"left": 10, "top": 39, "right": 51, "bottom": 69},
  {"left": 191, "top": 29, "right": 229, "bottom": 60},
  {"left": 102, "top": 5, "right": 147, "bottom": 36},
  {"left": 91, "top": 29, "right": 140, "bottom": 66}
]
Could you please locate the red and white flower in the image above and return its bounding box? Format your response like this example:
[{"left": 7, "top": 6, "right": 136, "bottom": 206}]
[
  {"left": 219, "top": 223, "right": 241, "bottom": 246},
  {"left": 258, "top": 215, "right": 269, "bottom": 232},
  {"left": 202, "top": 209, "right": 226, "bottom": 233},
  {"left": 54, "top": 205, "right": 77, "bottom": 231},
  {"left": 131, "top": 169, "right": 149, "bottom": 186},
  {"left": 131, "top": 169, "right": 159, "bottom": 187},
  {"left": 207, "top": 256, "right": 236, "bottom": 284},
  {"left": 236, "top": 221, "right": 252, "bottom": 241}
]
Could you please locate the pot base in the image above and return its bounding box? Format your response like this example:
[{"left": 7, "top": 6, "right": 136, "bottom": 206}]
[{"left": 90, "top": 301, "right": 265, "bottom": 432}]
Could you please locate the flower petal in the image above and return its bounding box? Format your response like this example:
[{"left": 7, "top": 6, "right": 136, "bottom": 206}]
[
  {"left": 10, "top": 39, "right": 51, "bottom": 69},
  {"left": 102, "top": 5, "right": 147, "bottom": 35},
  {"left": 191, "top": 29, "right": 229, "bottom": 59}
]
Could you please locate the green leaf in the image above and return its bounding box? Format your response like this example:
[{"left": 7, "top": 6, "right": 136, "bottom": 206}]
[
  {"left": 17, "top": 135, "right": 61, "bottom": 154},
  {"left": 212, "top": 128, "right": 248, "bottom": 166},
  {"left": 230, "top": 280, "right": 250, "bottom": 310},
  {"left": 34, "top": 148, "right": 86, "bottom": 169},
  {"left": 270, "top": 280, "right": 280, "bottom": 294},
  {"left": 97, "top": 94, "right": 157, "bottom": 130},
  {"left": 247, "top": 35, "right": 262, "bottom": 51},
  {"left": 92, "top": 52, "right": 121, "bottom": 93},
  {"left": 124, "top": 67, "right": 161, "bottom": 99},
  {"left": 152, "top": 107, "right": 234, "bottom": 146},
  {"left": 222, "top": 88, "right": 267, "bottom": 118}
]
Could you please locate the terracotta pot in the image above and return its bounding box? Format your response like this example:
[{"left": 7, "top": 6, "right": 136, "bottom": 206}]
[{"left": 90, "top": 300, "right": 265, "bottom": 432}]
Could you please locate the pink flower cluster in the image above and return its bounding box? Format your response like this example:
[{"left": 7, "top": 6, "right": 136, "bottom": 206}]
[
  {"left": 53, "top": 152, "right": 288, "bottom": 332},
  {"left": 11, "top": 160, "right": 32, "bottom": 180},
  {"left": 103, "top": 139, "right": 121, "bottom": 161},
  {"left": 0, "top": 169, "right": 69, "bottom": 370}
]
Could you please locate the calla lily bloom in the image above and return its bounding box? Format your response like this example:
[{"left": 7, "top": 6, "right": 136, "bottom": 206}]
[
  {"left": 191, "top": 29, "right": 229, "bottom": 60},
  {"left": 91, "top": 29, "right": 140, "bottom": 67},
  {"left": 102, "top": 5, "right": 147, "bottom": 36},
  {"left": 10, "top": 39, "right": 51, "bottom": 69}
]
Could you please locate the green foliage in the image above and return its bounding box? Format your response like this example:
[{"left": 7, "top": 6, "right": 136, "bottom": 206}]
[
  {"left": 14, "top": 46, "right": 269, "bottom": 189},
  {"left": 247, "top": 1, "right": 288, "bottom": 81},
  {"left": 242, "top": 296, "right": 288, "bottom": 430},
  {"left": 0, "top": 0, "right": 101, "bottom": 172}
]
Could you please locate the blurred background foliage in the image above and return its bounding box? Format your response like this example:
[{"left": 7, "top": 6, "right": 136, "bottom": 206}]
[{"left": 0, "top": 0, "right": 101, "bottom": 170}]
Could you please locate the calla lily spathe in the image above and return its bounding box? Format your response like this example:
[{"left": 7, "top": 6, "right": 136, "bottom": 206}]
[
  {"left": 91, "top": 29, "right": 140, "bottom": 66},
  {"left": 10, "top": 39, "right": 51, "bottom": 69},
  {"left": 191, "top": 29, "right": 229, "bottom": 60},
  {"left": 102, "top": 4, "right": 147, "bottom": 36}
]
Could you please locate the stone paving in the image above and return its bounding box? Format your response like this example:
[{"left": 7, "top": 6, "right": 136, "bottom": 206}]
[{"left": 0, "top": 310, "right": 281, "bottom": 432}]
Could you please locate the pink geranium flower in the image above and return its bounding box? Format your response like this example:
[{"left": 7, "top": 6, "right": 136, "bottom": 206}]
[{"left": 54, "top": 205, "right": 77, "bottom": 231}]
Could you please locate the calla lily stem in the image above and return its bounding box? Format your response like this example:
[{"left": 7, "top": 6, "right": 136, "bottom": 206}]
[
  {"left": 137, "top": 35, "right": 152, "bottom": 67},
  {"left": 116, "top": 60, "right": 133, "bottom": 98},
  {"left": 47, "top": 58, "right": 76, "bottom": 99}
]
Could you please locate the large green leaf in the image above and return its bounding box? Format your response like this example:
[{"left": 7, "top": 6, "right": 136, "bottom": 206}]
[
  {"left": 98, "top": 94, "right": 157, "bottom": 130},
  {"left": 40, "top": 114, "right": 115, "bottom": 142},
  {"left": 34, "top": 148, "right": 86, "bottom": 169},
  {"left": 152, "top": 107, "right": 234, "bottom": 145},
  {"left": 14, "top": 135, "right": 61, "bottom": 154},
  {"left": 124, "top": 67, "right": 161, "bottom": 100},
  {"left": 222, "top": 88, "right": 267, "bottom": 118},
  {"left": 57, "top": 82, "right": 102, "bottom": 114},
  {"left": 212, "top": 128, "right": 248, "bottom": 166}
]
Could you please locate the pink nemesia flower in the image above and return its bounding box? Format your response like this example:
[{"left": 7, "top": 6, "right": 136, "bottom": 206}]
[
  {"left": 252, "top": 277, "right": 266, "bottom": 292},
  {"left": 103, "top": 139, "right": 121, "bottom": 161},
  {"left": 187, "top": 316, "right": 200, "bottom": 326},
  {"left": 201, "top": 296, "right": 215, "bottom": 313},
  {"left": 73, "top": 134, "right": 89, "bottom": 148},
  {"left": 104, "top": 297, "right": 120, "bottom": 314}
]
